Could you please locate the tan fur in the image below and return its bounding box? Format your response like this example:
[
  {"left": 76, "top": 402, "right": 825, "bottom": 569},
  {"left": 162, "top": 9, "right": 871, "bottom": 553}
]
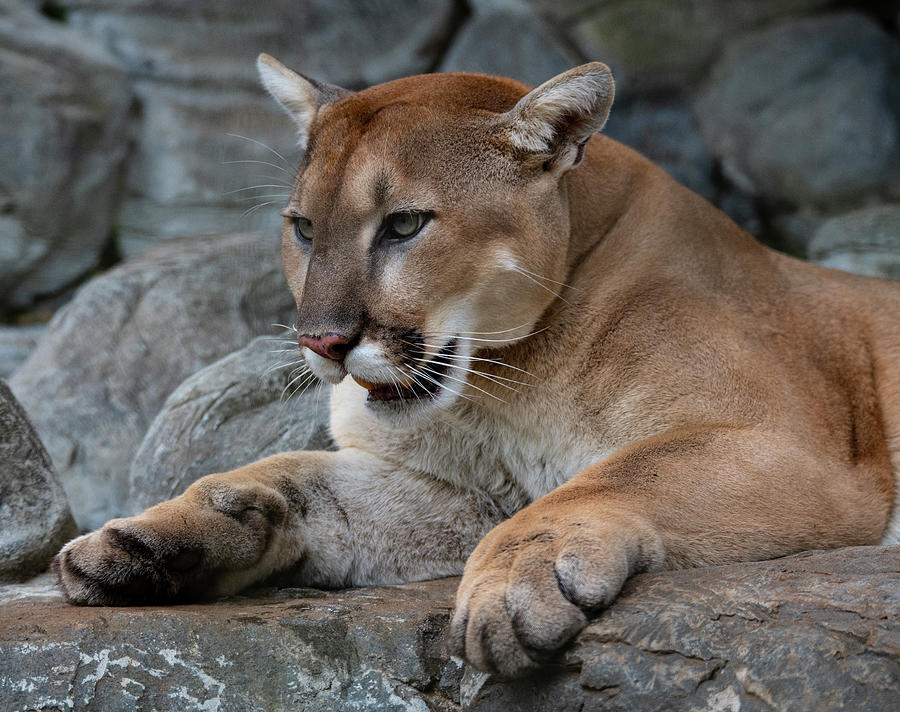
[{"left": 55, "top": 56, "right": 899, "bottom": 677}]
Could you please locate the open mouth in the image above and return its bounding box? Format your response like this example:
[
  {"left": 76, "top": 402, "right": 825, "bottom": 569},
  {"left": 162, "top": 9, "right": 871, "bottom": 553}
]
[{"left": 353, "top": 339, "right": 457, "bottom": 403}]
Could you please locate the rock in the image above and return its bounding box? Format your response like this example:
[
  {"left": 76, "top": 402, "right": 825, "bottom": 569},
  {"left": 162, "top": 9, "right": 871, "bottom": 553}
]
[
  {"left": 0, "top": 1, "right": 133, "bottom": 310},
  {"left": 696, "top": 13, "right": 900, "bottom": 210},
  {"left": 0, "top": 380, "right": 77, "bottom": 583},
  {"left": 63, "top": 0, "right": 465, "bottom": 255},
  {"left": 114, "top": 80, "right": 296, "bottom": 258},
  {"left": 604, "top": 95, "right": 716, "bottom": 202},
  {"left": 128, "top": 336, "right": 333, "bottom": 514},
  {"left": 0, "top": 547, "right": 896, "bottom": 711},
  {"left": 552, "top": 0, "right": 832, "bottom": 94},
  {"left": 808, "top": 205, "right": 900, "bottom": 281},
  {"left": 439, "top": 1, "right": 578, "bottom": 88},
  {"left": 10, "top": 233, "right": 296, "bottom": 531},
  {"left": 66, "top": 0, "right": 462, "bottom": 90},
  {"left": 0, "top": 324, "right": 45, "bottom": 379}
]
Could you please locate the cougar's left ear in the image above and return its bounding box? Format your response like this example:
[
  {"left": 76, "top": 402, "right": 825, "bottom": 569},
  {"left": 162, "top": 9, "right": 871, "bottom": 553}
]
[
  {"left": 499, "top": 62, "right": 614, "bottom": 172},
  {"left": 257, "top": 53, "right": 351, "bottom": 150}
]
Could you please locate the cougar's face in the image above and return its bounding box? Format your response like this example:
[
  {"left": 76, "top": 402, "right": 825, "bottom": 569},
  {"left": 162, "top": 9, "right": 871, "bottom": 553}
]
[{"left": 280, "top": 81, "right": 570, "bottom": 417}]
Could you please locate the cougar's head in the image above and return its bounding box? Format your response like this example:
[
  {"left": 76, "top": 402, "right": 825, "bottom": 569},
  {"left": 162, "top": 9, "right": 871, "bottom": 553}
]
[{"left": 258, "top": 54, "right": 613, "bottom": 417}]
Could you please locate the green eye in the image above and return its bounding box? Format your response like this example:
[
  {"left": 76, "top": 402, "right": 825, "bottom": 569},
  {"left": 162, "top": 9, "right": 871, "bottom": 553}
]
[
  {"left": 386, "top": 211, "right": 428, "bottom": 240},
  {"left": 293, "top": 216, "right": 313, "bottom": 242}
]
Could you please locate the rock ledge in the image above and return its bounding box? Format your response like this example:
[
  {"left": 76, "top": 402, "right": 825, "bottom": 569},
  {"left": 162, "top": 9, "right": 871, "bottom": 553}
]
[{"left": 1, "top": 546, "right": 896, "bottom": 711}]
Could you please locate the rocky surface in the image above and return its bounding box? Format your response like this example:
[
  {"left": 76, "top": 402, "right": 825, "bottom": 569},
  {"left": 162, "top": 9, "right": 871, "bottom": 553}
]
[
  {"left": 63, "top": 0, "right": 465, "bottom": 254},
  {"left": 10, "top": 233, "right": 295, "bottom": 531},
  {"left": 696, "top": 13, "right": 900, "bottom": 211},
  {"left": 0, "top": 324, "right": 44, "bottom": 379},
  {"left": 0, "top": 1, "right": 132, "bottom": 310},
  {"left": 0, "top": 547, "right": 896, "bottom": 711},
  {"left": 544, "top": 0, "right": 832, "bottom": 95},
  {"left": 439, "top": 1, "right": 576, "bottom": 88},
  {"left": 809, "top": 205, "right": 900, "bottom": 281},
  {"left": 128, "top": 336, "right": 332, "bottom": 515},
  {"left": 0, "top": 381, "right": 77, "bottom": 583}
]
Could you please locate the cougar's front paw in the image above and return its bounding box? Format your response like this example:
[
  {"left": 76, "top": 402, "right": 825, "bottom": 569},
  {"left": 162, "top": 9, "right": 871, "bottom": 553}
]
[
  {"left": 54, "top": 519, "right": 205, "bottom": 605},
  {"left": 55, "top": 478, "right": 293, "bottom": 606},
  {"left": 449, "top": 514, "right": 661, "bottom": 676}
]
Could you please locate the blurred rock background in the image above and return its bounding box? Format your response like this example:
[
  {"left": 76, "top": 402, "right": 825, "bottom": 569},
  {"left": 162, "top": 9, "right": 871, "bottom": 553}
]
[{"left": 1, "top": 0, "right": 899, "bottom": 537}]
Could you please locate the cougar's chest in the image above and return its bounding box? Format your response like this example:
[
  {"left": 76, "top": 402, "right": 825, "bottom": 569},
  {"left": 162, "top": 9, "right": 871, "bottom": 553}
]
[{"left": 329, "top": 378, "right": 605, "bottom": 513}]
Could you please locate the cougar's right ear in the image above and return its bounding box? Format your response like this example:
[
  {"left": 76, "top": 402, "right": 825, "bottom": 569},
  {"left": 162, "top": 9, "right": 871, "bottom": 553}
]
[{"left": 257, "top": 53, "right": 351, "bottom": 150}]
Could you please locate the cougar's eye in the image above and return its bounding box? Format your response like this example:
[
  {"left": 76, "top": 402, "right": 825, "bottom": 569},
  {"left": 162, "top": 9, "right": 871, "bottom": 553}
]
[
  {"left": 292, "top": 216, "right": 313, "bottom": 242},
  {"left": 385, "top": 211, "right": 429, "bottom": 241}
]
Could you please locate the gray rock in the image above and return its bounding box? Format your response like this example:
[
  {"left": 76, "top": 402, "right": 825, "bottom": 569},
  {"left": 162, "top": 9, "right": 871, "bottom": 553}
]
[
  {"left": 439, "top": 1, "right": 578, "bottom": 88},
  {"left": 63, "top": 0, "right": 461, "bottom": 256},
  {"left": 115, "top": 80, "right": 295, "bottom": 257},
  {"left": 696, "top": 13, "right": 900, "bottom": 210},
  {"left": 0, "top": 1, "right": 133, "bottom": 309},
  {"left": 66, "top": 0, "right": 461, "bottom": 90},
  {"left": 10, "top": 233, "right": 296, "bottom": 531},
  {"left": 558, "top": 0, "right": 832, "bottom": 94},
  {"left": 0, "top": 324, "right": 45, "bottom": 379},
  {"left": 604, "top": 96, "right": 716, "bottom": 202},
  {"left": 0, "top": 381, "right": 77, "bottom": 583},
  {"left": 128, "top": 336, "right": 332, "bottom": 514},
  {"left": 808, "top": 204, "right": 900, "bottom": 281},
  {"left": 0, "top": 547, "right": 896, "bottom": 711}
]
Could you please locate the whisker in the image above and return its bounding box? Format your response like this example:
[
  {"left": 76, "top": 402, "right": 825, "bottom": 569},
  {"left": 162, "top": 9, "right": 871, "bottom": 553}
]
[
  {"left": 414, "top": 362, "right": 507, "bottom": 403},
  {"left": 453, "top": 322, "right": 532, "bottom": 335},
  {"left": 242, "top": 201, "right": 283, "bottom": 217},
  {"left": 401, "top": 341, "right": 534, "bottom": 376},
  {"left": 511, "top": 268, "right": 572, "bottom": 305},
  {"left": 271, "top": 322, "right": 298, "bottom": 333},
  {"left": 404, "top": 363, "right": 474, "bottom": 403},
  {"left": 419, "top": 326, "right": 550, "bottom": 344},
  {"left": 514, "top": 265, "right": 583, "bottom": 292},
  {"left": 234, "top": 194, "right": 291, "bottom": 202},
  {"left": 282, "top": 370, "right": 318, "bottom": 403},
  {"left": 225, "top": 184, "right": 293, "bottom": 195},
  {"left": 225, "top": 133, "right": 291, "bottom": 168},
  {"left": 426, "top": 359, "right": 530, "bottom": 388},
  {"left": 223, "top": 159, "right": 294, "bottom": 176}
]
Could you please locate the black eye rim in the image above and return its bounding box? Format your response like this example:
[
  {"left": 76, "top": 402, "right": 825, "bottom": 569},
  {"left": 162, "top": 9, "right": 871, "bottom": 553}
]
[
  {"left": 291, "top": 215, "right": 313, "bottom": 243},
  {"left": 381, "top": 210, "right": 433, "bottom": 242}
]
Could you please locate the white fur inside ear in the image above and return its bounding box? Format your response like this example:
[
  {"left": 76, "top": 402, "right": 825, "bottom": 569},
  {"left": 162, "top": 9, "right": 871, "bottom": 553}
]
[
  {"left": 257, "top": 53, "right": 321, "bottom": 149},
  {"left": 506, "top": 64, "right": 614, "bottom": 155}
]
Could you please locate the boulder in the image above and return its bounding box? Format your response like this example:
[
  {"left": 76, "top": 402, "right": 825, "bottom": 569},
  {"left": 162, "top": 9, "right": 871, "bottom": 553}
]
[
  {"left": 128, "top": 336, "right": 333, "bottom": 514},
  {"left": 604, "top": 95, "right": 716, "bottom": 202},
  {"left": 439, "top": 0, "right": 578, "bottom": 88},
  {"left": 0, "top": 380, "right": 77, "bottom": 582},
  {"left": 114, "top": 80, "right": 296, "bottom": 259},
  {"left": 808, "top": 205, "right": 900, "bottom": 281},
  {"left": 10, "top": 233, "right": 296, "bottom": 531},
  {"left": 0, "top": 0, "right": 132, "bottom": 310},
  {"left": 66, "top": 0, "right": 462, "bottom": 91},
  {"left": 0, "top": 547, "right": 895, "bottom": 710},
  {"left": 64, "top": 0, "right": 464, "bottom": 254},
  {"left": 696, "top": 13, "right": 900, "bottom": 210},
  {"left": 545, "top": 0, "right": 832, "bottom": 94},
  {"left": 0, "top": 324, "right": 45, "bottom": 379}
]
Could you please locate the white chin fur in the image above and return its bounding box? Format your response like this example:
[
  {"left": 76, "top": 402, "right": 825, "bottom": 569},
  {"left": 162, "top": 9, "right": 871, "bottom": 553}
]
[
  {"left": 304, "top": 348, "right": 345, "bottom": 384},
  {"left": 343, "top": 339, "right": 403, "bottom": 385}
]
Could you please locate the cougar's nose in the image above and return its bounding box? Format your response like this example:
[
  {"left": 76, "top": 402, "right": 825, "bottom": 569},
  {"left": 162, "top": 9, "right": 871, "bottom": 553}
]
[{"left": 298, "top": 333, "right": 352, "bottom": 361}]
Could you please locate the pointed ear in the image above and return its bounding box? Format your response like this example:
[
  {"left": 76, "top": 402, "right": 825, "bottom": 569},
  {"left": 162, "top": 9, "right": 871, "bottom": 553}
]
[
  {"left": 499, "top": 63, "right": 615, "bottom": 171},
  {"left": 256, "top": 53, "right": 351, "bottom": 149}
]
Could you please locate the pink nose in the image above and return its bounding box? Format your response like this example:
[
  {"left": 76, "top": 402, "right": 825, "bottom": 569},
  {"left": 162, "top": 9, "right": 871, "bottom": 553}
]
[{"left": 298, "top": 333, "right": 351, "bottom": 361}]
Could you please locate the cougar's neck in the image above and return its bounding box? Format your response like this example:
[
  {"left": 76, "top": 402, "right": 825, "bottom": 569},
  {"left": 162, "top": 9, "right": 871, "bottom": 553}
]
[{"left": 562, "top": 135, "right": 652, "bottom": 271}]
